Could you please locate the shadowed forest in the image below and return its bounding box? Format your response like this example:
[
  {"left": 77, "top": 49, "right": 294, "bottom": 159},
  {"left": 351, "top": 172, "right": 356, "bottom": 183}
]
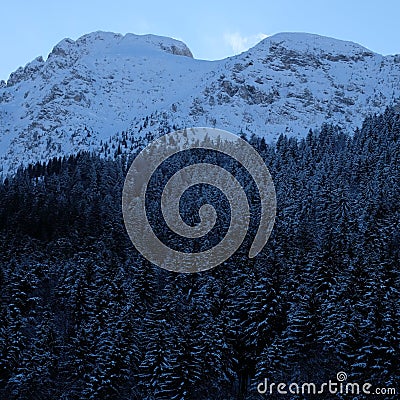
[{"left": 0, "top": 109, "right": 399, "bottom": 399}]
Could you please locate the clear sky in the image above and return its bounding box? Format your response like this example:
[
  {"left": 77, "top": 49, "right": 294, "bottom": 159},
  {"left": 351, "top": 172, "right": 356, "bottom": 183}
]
[{"left": 1, "top": 0, "right": 400, "bottom": 81}]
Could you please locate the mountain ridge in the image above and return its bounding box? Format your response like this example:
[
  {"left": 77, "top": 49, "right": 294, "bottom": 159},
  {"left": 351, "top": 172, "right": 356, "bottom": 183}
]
[{"left": 1, "top": 31, "right": 400, "bottom": 176}]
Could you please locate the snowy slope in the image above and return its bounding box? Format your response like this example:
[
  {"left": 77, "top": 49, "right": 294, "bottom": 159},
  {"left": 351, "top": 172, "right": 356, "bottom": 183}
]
[{"left": 1, "top": 31, "right": 400, "bottom": 176}]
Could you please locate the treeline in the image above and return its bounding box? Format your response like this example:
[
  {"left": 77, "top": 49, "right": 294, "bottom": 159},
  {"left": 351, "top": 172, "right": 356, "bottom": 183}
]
[{"left": 0, "top": 108, "right": 399, "bottom": 399}]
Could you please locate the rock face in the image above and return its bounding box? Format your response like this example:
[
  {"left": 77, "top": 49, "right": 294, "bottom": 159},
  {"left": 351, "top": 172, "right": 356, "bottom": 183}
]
[{"left": 1, "top": 31, "right": 400, "bottom": 176}]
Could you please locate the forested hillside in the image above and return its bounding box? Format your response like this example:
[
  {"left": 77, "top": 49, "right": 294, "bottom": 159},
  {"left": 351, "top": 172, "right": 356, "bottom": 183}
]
[{"left": 0, "top": 109, "right": 399, "bottom": 399}]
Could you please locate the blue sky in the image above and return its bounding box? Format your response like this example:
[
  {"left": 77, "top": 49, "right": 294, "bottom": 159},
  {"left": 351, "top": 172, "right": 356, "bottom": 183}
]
[{"left": 1, "top": 0, "right": 400, "bottom": 81}]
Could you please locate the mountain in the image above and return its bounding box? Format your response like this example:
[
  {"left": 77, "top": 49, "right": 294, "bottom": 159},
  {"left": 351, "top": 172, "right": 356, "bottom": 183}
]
[{"left": 1, "top": 31, "right": 400, "bottom": 176}]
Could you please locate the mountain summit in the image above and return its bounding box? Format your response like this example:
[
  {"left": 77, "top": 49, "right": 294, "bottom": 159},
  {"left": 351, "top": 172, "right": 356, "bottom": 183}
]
[
  {"left": 254, "top": 32, "right": 374, "bottom": 56},
  {"left": 1, "top": 31, "right": 400, "bottom": 175},
  {"left": 47, "top": 31, "right": 194, "bottom": 62}
]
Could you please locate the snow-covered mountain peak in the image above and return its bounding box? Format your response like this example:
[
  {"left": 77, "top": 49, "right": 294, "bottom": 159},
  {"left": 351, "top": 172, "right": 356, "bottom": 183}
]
[
  {"left": 253, "top": 32, "right": 375, "bottom": 60},
  {"left": 5, "top": 31, "right": 193, "bottom": 88},
  {"left": 49, "top": 31, "right": 193, "bottom": 60}
]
